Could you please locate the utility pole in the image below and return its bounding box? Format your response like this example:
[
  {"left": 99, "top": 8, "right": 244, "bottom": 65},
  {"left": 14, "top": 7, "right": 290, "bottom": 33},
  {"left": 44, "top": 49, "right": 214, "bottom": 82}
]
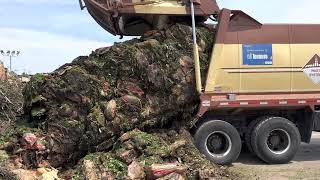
[{"left": 0, "top": 50, "right": 20, "bottom": 71}]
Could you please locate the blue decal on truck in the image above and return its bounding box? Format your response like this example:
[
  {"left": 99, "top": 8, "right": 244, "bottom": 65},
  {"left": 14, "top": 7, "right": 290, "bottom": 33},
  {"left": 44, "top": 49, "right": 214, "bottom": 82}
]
[{"left": 243, "top": 44, "right": 273, "bottom": 65}]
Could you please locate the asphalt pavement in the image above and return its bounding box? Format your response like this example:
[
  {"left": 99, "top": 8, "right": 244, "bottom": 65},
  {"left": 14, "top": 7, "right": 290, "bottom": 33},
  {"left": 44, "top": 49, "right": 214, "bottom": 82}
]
[{"left": 230, "top": 132, "right": 320, "bottom": 180}]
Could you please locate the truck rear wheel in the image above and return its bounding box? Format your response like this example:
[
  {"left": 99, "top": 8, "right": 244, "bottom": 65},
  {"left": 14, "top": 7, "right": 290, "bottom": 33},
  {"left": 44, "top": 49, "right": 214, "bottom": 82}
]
[
  {"left": 194, "top": 120, "right": 242, "bottom": 165},
  {"left": 245, "top": 117, "right": 266, "bottom": 154},
  {"left": 251, "top": 117, "right": 301, "bottom": 164}
]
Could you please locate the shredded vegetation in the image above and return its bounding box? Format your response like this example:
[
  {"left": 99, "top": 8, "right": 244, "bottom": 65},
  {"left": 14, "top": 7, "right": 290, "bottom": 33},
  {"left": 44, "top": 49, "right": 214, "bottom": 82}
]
[{"left": 0, "top": 24, "right": 236, "bottom": 179}]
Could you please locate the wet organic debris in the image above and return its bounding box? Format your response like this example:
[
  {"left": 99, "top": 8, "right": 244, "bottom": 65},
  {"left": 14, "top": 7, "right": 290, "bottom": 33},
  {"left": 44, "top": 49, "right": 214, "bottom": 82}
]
[
  {"left": 72, "top": 129, "right": 230, "bottom": 180},
  {"left": 0, "top": 24, "right": 235, "bottom": 179}
]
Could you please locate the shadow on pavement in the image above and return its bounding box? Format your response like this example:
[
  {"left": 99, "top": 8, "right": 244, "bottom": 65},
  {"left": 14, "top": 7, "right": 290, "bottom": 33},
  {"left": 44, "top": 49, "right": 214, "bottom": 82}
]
[{"left": 235, "top": 132, "right": 320, "bottom": 165}]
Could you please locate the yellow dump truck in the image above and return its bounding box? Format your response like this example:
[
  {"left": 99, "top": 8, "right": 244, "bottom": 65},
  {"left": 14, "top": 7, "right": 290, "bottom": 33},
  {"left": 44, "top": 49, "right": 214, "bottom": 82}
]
[{"left": 80, "top": 0, "right": 320, "bottom": 165}]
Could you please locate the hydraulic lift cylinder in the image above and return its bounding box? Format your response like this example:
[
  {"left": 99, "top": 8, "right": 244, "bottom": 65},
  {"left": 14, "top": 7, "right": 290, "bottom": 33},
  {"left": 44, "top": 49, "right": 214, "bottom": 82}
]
[{"left": 190, "top": 0, "right": 202, "bottom": 94}]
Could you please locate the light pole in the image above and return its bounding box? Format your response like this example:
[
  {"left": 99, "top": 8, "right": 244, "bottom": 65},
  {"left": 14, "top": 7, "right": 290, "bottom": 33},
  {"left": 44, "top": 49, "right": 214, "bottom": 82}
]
[{"left": 0, "top": 50, "right": 20, "bottom": 71}]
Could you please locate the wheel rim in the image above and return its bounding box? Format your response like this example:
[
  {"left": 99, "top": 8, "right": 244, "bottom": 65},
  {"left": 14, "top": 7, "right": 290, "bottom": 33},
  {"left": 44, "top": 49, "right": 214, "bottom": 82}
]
[
  {"left": 266, "top": 129, "right": 291, "bottom": 155},
  {"left": 205, "top": 131, "right": 232, "bottom": 157}
]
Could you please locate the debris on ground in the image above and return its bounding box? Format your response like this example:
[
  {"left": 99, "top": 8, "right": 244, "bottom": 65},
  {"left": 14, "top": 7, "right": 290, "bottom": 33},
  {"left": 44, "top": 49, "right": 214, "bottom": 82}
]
[
  {"left": 0, "top": 24, "right": 236, "bottom": 179},
  {"left": 0, "top": 73, "right": 23, "bottom": 135}
]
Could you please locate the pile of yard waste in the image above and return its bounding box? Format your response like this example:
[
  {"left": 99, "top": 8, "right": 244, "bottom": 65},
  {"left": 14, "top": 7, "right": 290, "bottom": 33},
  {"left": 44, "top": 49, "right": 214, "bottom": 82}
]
[
  {"left": 0, "top": 24, "right": 235, "bottom": 179},
  {"left": 0, "top": 73, "right": 23, "bottom": 132},
  {"left": 0, "top": 73, "right": 24, "bottom": 179}
]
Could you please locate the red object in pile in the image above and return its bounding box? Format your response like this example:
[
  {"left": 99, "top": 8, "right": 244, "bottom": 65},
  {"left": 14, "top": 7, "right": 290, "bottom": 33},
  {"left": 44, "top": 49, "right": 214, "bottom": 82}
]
[{"left": 22, "top": 133, "right": 46, "bottom": 151}]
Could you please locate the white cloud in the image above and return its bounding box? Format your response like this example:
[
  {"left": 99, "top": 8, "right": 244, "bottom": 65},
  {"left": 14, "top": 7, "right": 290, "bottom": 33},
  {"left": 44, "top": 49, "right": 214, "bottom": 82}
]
[
  {"left": 281, "top": 0, "right": 320, "bottom": 23},
  {"left": 0, "top": 28, "right": 111, "bottom": 74},
  {"left": 1, "top": 0, "right": 75, "bottom": 5}
]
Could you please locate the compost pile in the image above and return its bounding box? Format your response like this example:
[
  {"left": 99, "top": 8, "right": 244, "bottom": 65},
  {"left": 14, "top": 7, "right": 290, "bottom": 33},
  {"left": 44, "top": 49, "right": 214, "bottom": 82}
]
[
  {"left": 0, "top": 73, "right": 23, "bottom": 134},
  {"left": 0, "top": 24, "right": 234, "bottom": 179}
]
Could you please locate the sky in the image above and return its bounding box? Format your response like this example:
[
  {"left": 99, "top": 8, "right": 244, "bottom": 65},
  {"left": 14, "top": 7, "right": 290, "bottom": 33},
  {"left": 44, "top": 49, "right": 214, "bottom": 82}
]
[{"left": 0, "top": 0, "right": 320, "bottom": 74}]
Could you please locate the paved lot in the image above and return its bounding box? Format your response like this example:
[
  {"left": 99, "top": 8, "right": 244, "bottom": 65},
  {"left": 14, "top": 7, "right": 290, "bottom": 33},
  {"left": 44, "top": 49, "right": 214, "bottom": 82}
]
[{"left": 230, "top": 132, "right": 320, "bottom": 180}]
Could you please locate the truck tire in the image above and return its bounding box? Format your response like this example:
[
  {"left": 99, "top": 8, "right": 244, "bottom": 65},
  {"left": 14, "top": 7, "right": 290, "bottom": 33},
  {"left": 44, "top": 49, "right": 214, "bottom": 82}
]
[
  {"left": 251, "top": 117, "right": 301, "bottom": 164},
  {"left": 194, "top": 120, "right": 242, "bottom": 165},
  {"left": 245, "top": 116, "right": 266, "bottom": 154}
]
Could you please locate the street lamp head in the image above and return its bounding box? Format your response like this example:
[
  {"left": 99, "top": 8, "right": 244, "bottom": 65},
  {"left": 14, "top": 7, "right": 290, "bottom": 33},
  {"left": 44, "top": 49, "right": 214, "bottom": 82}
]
[
  {"left": 0, "top": 50, "right": 21, "bottom": 58},
  {"left": 0, "top": 49, "right": 21, "bottom": 72}
]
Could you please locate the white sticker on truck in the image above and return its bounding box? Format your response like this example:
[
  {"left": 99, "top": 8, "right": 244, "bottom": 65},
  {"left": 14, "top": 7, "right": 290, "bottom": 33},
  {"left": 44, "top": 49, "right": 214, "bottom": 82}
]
[{"left": 303, "top": 54, "right": 320, "bottom": 84}]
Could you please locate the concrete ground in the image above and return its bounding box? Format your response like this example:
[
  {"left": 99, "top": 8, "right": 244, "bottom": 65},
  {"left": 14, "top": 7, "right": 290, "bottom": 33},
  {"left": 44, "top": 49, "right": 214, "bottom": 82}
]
[{"left": 230, "top": 132, "right": 320, "bottom": 180}]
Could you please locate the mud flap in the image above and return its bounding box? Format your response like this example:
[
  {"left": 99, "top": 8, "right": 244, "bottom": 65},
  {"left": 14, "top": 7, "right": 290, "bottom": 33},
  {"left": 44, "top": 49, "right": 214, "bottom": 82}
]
[
  {"left": 314, "top": 111, "right": 320, "bottom": 132},
  {"left": 297, "top": 109, "right": 314, "bottom": 143}
]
